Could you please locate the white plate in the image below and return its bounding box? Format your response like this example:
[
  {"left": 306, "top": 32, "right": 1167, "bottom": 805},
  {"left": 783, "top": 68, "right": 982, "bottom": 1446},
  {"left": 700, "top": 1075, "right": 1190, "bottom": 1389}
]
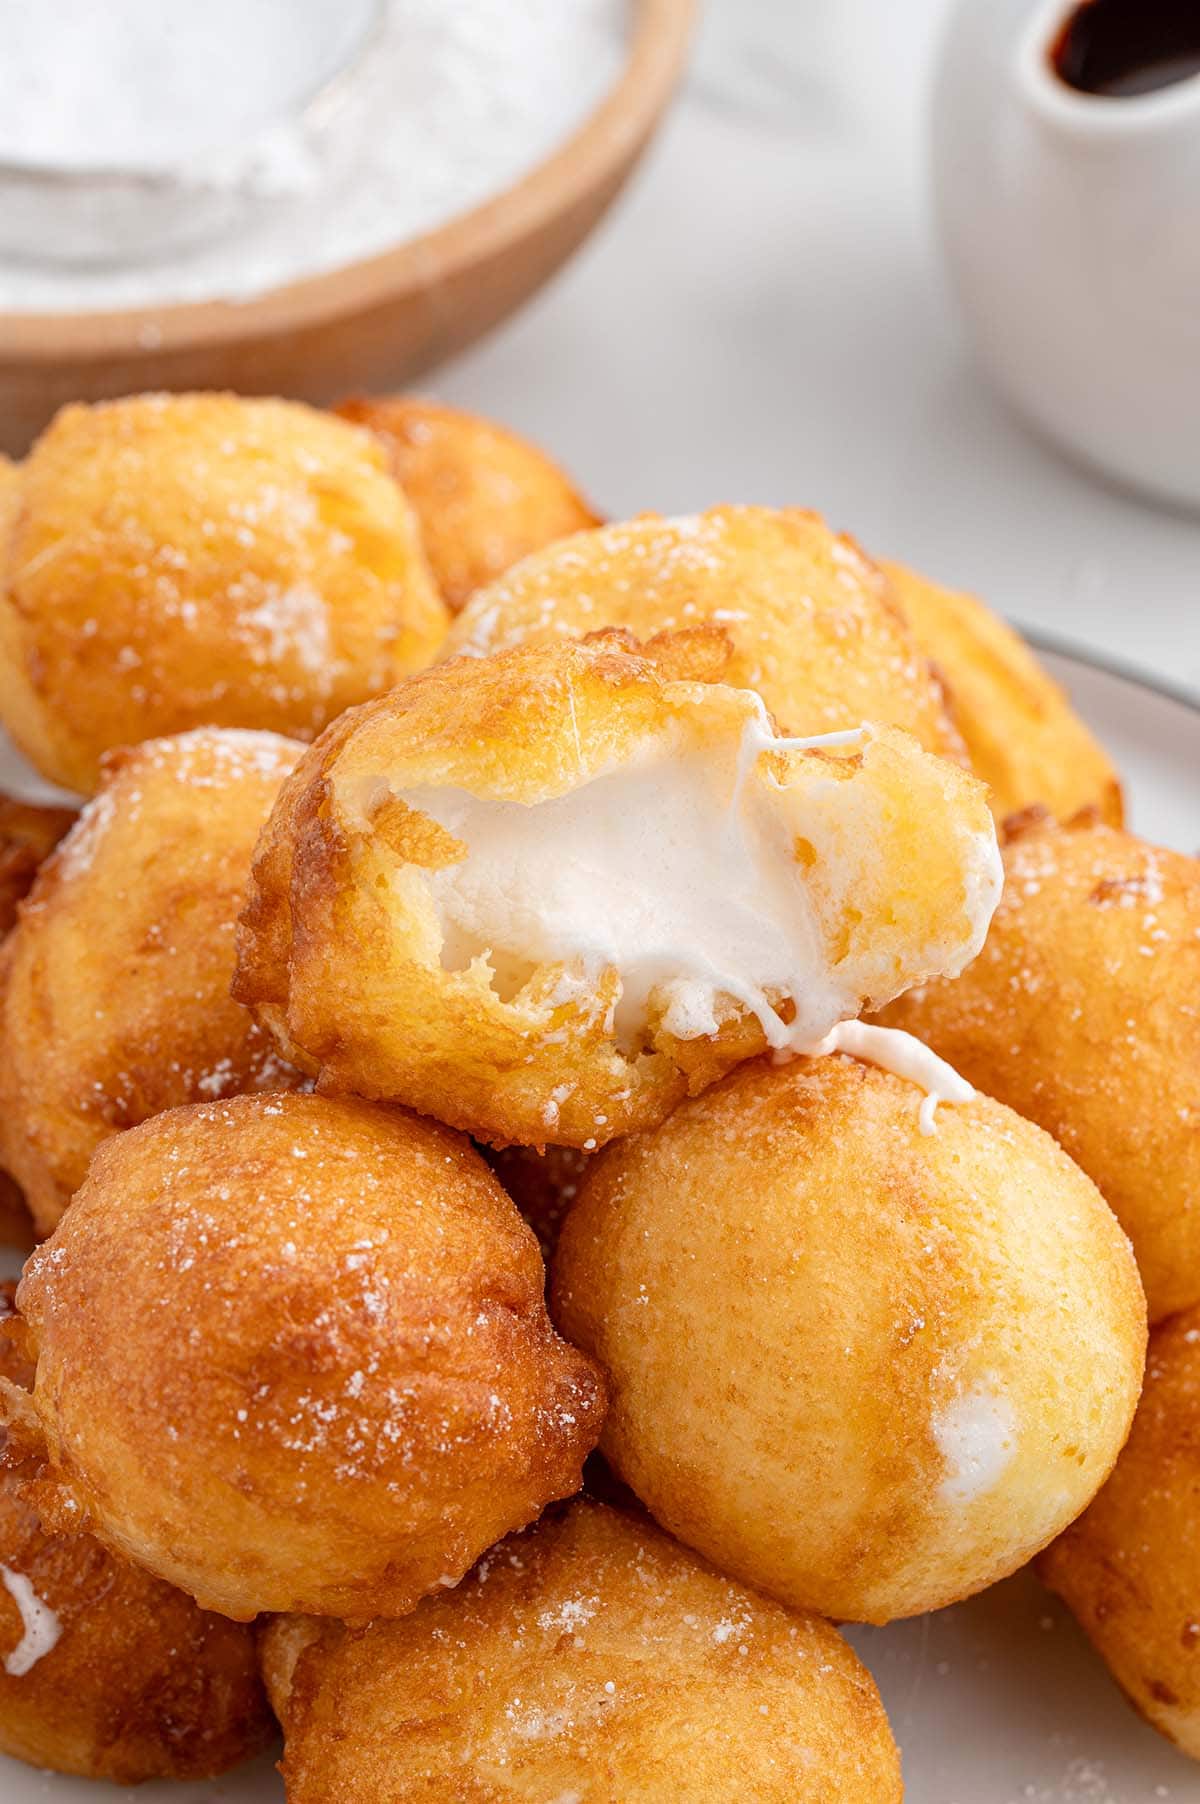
[{"left": 0, "top": 641, "right": 1198, "bottom": 1803}]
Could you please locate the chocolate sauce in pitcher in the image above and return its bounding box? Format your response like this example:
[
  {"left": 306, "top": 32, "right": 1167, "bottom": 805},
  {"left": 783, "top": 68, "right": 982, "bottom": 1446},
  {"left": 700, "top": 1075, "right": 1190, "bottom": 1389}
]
[{"left": 1053, "top": 0, "right": 1200, "bottom": 97}]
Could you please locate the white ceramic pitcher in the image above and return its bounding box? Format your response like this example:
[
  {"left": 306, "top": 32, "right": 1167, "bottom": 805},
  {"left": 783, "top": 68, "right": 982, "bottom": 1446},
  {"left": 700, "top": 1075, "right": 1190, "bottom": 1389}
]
[{"left": 932, "top": 0, "right": 1200, "bottom": 511}]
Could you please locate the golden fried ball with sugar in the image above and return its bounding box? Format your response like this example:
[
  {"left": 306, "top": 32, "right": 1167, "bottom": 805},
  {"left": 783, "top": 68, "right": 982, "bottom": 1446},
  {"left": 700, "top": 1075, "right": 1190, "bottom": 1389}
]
[
  {"left": 236, "top": 631, "right": 999, "bottom": 1151},
  {"left": 0, "top": 393, "right": 448, "bottom": 794},
  {"left": 0, "top": 1284, "right": 272, "bottom": 1783},
  {"left": 882, "top": 560, "right": 1122, "bottom": 825},
  {"left": 0, "top": 794, "right": 76, "bottom": 939},
  {"left": 0, "top": 795, "right": 77, "bottom": 1246},
  {"left": 337, "top": 395, "right": 600, "bottom": 611},
  {"left": 553, "top": 1053, "right": 1145, "bottom": 1625},
  {"left": 0, "top": 728, "right": 305, "bottom": 1236},
  {"left": 261, "top": 1498, "right": 902, "bottom": 1803},
  {"left": 17, "top": 1092, "right": 605, "bottom": 1622},
  {"left": 878, "top": 812, "right": 1200, "bottom": 1322},
  {"left": 445, "top": 506, "right": 966, "bottom": 760},
  {"left": 1039, "top": 1306, "right": 1200, "bottom": 1760}
]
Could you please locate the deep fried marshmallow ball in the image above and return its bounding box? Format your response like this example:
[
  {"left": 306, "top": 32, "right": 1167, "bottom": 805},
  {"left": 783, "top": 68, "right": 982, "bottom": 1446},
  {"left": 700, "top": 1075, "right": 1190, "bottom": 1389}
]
[
  {"left": 0, "top": 393, "right": 448, "bottom": 794},
  {"left": 0, "top": 793, "right": 76, "bottom": 938},
  {"left": 261, "top": 1499, "right": 902, "bottom": 1803},
  {"left": 878, "top": 813, "right": 1200, "bottom": 1322},
  {"left": 0, "top": 1285, "right": 272, "bottom": 1783},
  {"left": 337, "top": 395, "right": 600, "bottom": 611},
  {"left": 236, "top": 631, "right": 1000, "bottom": 1150},
  {"left": 445, "top": 507, "right": 966, "bottom": 758},
  {"left": 1039, "top": 1306, "right": 1200, "bottom": 1760},
  {"left": 0, "top": 794, "right": 78, "bottom": 1248},
  {"left": 0, "top": 728, "right": 305, "bottom": 1235},
  {"left": 553, "top": 1054, "right": 1146, "bottom": 1624},
  {"left": 882, "top": 560, "right": 1122, "bottom": 825},
  {"left": 16, "top": 1092, "right": 605, "bottom": 1621}
]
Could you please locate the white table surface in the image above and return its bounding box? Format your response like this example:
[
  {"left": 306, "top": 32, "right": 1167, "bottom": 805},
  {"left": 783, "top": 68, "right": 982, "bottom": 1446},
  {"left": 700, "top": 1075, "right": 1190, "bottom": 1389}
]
[{"left": 434, "top": 0, "right": 1200, "bottom": 697}]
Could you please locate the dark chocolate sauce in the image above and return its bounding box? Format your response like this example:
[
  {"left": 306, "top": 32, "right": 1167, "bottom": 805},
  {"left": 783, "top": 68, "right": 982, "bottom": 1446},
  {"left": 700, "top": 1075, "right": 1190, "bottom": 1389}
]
[{"left": 1053, "top": 0, "right": 1200, "bottom": 97}]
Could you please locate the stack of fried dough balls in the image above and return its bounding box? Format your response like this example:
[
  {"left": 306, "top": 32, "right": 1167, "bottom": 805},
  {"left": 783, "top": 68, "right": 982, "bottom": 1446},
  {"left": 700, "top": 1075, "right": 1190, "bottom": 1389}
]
[
  {"left": 16, "top": 1093, "right": 605, "bottom": 1622},
  {"left": 0, "top": 387, "right": 1186, "bottom": 1798},
  {"left": 554, "top": 1054, "right": 1145, "bottom": 1624},
  {"left": 0, "top": 394, "right": 449, "bottom": 794},
  {"left": 0, "top": 391, "right": 607, "bottom": 797},
  {"left": 446, "top": 512, "right": 1123, "bottom": 826},
  {"left": 0, "top": 1283, "right": 274, "bottom": 1782},
  {"left": 0, "top": 793, "right": 76, "bottom": 1245},
  {"left": 234, "top": 629, "right": 1002, "bottom": 1148},
  {"left": 446, "top": 505, "right": 968, "bottom": 761},
  {"left": 338, "top": 394, "right": 600, "bottom": 611},
  {"left": 261, "top": 1499, "right": 903, "bottom": 1803},
  {"left": 1039, "top": 1305, "right": 1200, "bottom": 1759},
  {"left": 878, "top": 809, "right": 1200, "bottom": 1323},
  {"left": 0, "top": 727, "right": 306, "bottom": 1235},
  {"left": 880, "top": 560, "right": 1122, "bottom": 825}
]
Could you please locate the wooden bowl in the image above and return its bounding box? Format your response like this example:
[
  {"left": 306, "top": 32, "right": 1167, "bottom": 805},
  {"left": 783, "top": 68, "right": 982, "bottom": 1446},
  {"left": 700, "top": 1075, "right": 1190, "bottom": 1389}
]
[{"left": 0, "top": 0, "right": 694, "bottom": 453}]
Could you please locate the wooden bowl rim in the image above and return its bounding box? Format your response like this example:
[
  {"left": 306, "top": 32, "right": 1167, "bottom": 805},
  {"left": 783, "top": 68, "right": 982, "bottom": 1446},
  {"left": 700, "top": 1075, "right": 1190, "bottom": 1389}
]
[{"left": 0, "top": 0, "right": 694, "bottom": 362}]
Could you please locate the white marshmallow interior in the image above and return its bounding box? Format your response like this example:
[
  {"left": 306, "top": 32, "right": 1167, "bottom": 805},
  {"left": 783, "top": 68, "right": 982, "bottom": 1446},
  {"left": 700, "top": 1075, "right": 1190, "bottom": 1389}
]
[{"left": 402, "top": 710, "right": 988, "bottom": 1066}]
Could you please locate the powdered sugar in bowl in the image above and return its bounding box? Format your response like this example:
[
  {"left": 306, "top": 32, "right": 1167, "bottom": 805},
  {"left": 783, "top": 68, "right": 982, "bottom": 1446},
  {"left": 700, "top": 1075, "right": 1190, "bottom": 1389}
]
[
  {"left": 0, "top": 0, "right": 384, "bottom": 268},
  {"left": 0, "top": 0, "right": 694, "bottom": 448}
]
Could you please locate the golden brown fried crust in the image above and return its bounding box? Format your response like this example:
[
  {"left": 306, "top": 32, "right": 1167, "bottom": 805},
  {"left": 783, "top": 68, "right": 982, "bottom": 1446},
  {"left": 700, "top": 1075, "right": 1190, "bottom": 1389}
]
[
  {"left": 261, "top": 1498, "right": 902, "bottom": 1803},
  {"left": 0, "top": 794, "right": 76, "bottom": 939},
  {"left": 0, "top": 729, "right": 308, "bottom": 1236},
  {"left": 445, "top": 506, "right": 967, "bottom": 760},
  {"left": 235, "top": 632, "right": 996, "bottom": 1151},
  {"left": 553, "top": 1055, "right": 1145, "bottom": 1626},
  {"left": 0, "top": 393, "right": 449, "bottom": 794},
  {"left": 877, "top": 815, "right": 1200, "bottom": 1322},
  {"left": 0, "top": 1282, "right": 271, "bottom": 1784},
  {"left": 337, "top": 396, "right": 600, "bottom": 611},
  {"left": 881, "top": 560, "right": 1123, "bottom": 825},
  {"left": 1038, "top": 1307, "right": 1200, "bottom": 1759},
  {"left": 16, "top": 1092, "right": 606, "bottom": 1622}
]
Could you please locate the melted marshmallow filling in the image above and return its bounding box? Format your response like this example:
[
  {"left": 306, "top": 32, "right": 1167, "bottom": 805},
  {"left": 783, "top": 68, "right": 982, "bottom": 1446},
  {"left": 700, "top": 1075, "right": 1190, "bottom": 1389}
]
[
  {"left": 932, "top": 1385, "right": 1018, "bottom": 1506},
  {"left": 406, "top": 720, "right": 872, "bottom": 1053},
  {"left": 799, "top": 1020, "right": 976, "bottom": 1135},
  {"left": 0, "top": 1566, "right": 61, "bottom": 1676},
  {"left": 398, "top": 709, "right": 993, "bottom": 1141}
]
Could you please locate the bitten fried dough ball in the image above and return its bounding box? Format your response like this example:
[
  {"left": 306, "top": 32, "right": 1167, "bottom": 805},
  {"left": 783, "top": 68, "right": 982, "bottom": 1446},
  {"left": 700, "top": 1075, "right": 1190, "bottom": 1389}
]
[
  {"left": 553, "top": 1055, "right": 1146, "bottom": 1625},
  {"left": 882, "top": 560, "right": 1122, "bottom": 825},
  {"left": 260, "top": 1499, "right": 902, "bottom": 1803},
  {"left": 0, "top": 1287, "right": 273, "bottom": 1783},
  {"left": 236, "top": 632, "right": 1000, "bottom": 1150},
  {"left": 0, "top": 728, "right": 306, "bottom": 1236},
  {"left": 1038, "top": 1307, "right": 1200, "bottom": 1759},
  {"left": 337, "top": 395, "right": 600, "bottom": 611},
  {"left": 877, "top": 814, "right": 1200, "bottom": 1322},
  {"left": 0, "top": 793, "right": 76, "bottom": 938},
  {"left": 16, "top": 1093, "right": 606, "bottom": 1621},
  {"left": 0, "top": 393, "right": 448, "bottom": 794},
  {"left": 445, "top": 507, "right": 966, "bottom": 759}
]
